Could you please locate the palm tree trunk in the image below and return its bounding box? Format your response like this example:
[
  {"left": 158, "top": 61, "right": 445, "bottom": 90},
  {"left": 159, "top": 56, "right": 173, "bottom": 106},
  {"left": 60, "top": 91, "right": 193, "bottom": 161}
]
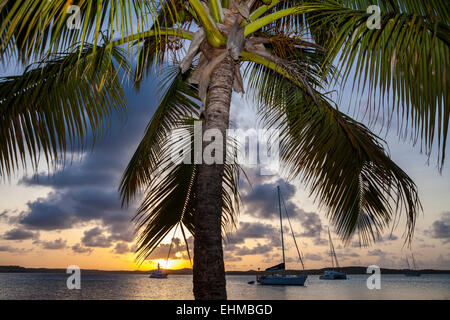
[{"left": 193, "top": 55, "right": 235, "bottom": 300}]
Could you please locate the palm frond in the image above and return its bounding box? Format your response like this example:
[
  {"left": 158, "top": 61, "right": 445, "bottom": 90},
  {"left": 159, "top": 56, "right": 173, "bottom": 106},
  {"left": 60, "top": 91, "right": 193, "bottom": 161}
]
[
  {"left": 133, "top": 121, "right": 241, "bottom": 262},
  {"left": 0, "top": 0, "right": 175, "bottom": 62},
  {"left": 133, "top": 1, "right": 195, "bottom": 90},
  {"left": 0, "top": 42, "right": 128, "bottom": 177},
  {"left": 251, "top": 65, "right": 421, "bottom": 246},
  {"left": 119, "top": 64, "right": 200, "bottom": 206},
  {"left": 301, "top": 0, "right": 450, "bottom": 170}
]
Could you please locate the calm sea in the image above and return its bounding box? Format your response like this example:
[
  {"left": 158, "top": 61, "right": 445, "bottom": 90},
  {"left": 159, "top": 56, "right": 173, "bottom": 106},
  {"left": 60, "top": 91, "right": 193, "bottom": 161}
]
[{"left": 0, "top": 273, "right": 449, "bottom": 300}]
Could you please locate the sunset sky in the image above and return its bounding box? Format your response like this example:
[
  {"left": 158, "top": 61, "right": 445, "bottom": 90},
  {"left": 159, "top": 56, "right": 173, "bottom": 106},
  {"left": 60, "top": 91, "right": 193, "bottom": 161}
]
[{"left": 1, "top": 65, "right": 449, "bottom": 272}]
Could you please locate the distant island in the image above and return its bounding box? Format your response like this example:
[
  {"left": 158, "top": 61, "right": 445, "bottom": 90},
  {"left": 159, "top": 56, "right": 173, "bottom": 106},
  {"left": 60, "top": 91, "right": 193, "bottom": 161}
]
[{"left": 1, "top": 265, "right": 450, "bottom": 275}]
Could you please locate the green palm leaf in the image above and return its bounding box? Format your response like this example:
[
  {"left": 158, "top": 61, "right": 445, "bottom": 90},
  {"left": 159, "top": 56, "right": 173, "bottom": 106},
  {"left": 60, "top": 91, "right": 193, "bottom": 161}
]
[
  {"left": 251, "top": 65, "right": 421, "bottom": 245},
  {"left": 132, "top": 121, "right": 241, "bottom": 262},
  {"left": 0, "top": 0, "right": 168, "bottom": 62},
  {"left": 119, "top": 65, "right": 200, "bottom": 206},
  {"left": 301, "top": 0, "right": 450, "bottom": 170},
  {"left": 0, "top": 42, "right": 128, "bottom": 177}
]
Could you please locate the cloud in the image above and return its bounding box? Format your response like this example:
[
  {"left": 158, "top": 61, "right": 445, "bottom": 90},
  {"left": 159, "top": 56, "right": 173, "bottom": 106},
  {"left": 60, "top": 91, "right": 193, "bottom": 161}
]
[
  {"left": 225, "top": 222, "right": 277, "bottom": 245},
  {"left": 0, "top": 210, "right": 9, "bottom": 221},
  {"left": 81, "top": 227, "right": 113, "bottom": 248},
  {"left": 224, "top": 252, "right": 243, "bottom": 262},
  {"left": 367, "top": 249, "right": 385, "bottom": 257},
  {"left": 18, "top": 189, "right": 135, "bottom": 243},
  {"left": 297, "top": 210, "right": 323, "bottom": 238},
  {"left": 425, "top": 212, "right": 450, "bottom": 242},
  {"left": 428, "top": 254, "right": 450, "bottom": 269},
  {"left": 350, "top": 240, "right": 369, "bottom": 248},
  {"left": 304, "top": 253, "right": 322, "bottom": 261},
  {"left": 240, "top": 179, "right": 323, "bottom": 245},
  {"left": 71, "top": 243, "right": 93, "bottom": 254},
  {"left": 340, "top": 252, "right": 360, "bottom": 258},
  {"left": 383, "top": 234, "right": 398, "bottom": 241},
  {"left": 113, "top": 242, "right": 131, "bottom": 254},
  {"left": 234, "top": 243, "right": 273, "bottom": 256},
  {"left": 40, "top": 238, "right": 67, "bottom": 250},
  {"left": 6, "top": 82, "right": 159, "bottom": 250},
  {"left": 242, "top": 179, "right": 296, "bottom": 219},
  {"left": 2, "top": 228, "right": 37, "bottom": 240},
  {"left": 0, "top": 245, "right": 31, "bottom": 253},
  {"left": 224, "top": 222, "right": 286, "bottom": 258},
  {"left": 147, "top": 238, "right": 190, "bottom": 260}
]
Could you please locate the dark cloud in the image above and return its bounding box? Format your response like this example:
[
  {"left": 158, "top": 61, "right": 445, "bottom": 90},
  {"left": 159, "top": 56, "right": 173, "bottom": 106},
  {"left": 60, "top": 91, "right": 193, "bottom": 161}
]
[
  {"left": 2, "top": 228, "right": 37, "bottom": 240},
  {"left": 19, "top": 195, "right": 75, "bottom": 230},
  {"left": 425, "top": 212, "right": 450, "bottom": 242},
  {"left": 81, "top": 227, "right": 113, "bottom": 248},
  {"left": 297, "top": 210, "right": 322, "bottom": 238},
  {"left": 71, "top": 243, "right": 93, "bottom": 254},
  {"left": 40, "top": 238, "right": 67, "bottom": 250},
  {"left": 0, "top": 210, "right": 8, "bottom": 221},
  {"left": 113, "top": 242, "right": 131, "bottom": 254},
  {"left": 18, "top": 189, "right": 134, "bottom": 242},
  {"left": 224, "top": 222, "right": 285, "bottom": 258},
  {"left": 240, "top": 179, "right": 323, "bottom": 244},
  {"left": 225, "top": 222, "right": 277, "bottom": 245},
  {"left": 223, "top": 252, "right": 243, "bottom": 262},
  {"left": 7, "top": 81, "right": 159, "bottom": 250},
  {"left": 0, "top": 245, "right": 31, "bottom": 253},
  {"left": 242, "top": 179, "right": 296, "bottom": 219}
]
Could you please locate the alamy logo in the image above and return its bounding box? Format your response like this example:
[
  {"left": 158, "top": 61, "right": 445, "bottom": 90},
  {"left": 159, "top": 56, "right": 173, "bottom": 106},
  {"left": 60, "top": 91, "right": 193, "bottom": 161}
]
[
  {"left": 66, "top": 265, "right": 81, "bottom": 289},
  {"left": 367, "top": 5, "right": 381, "bottom": 30},
  {"left": 66, "top": 5, "right": 81, "bottom": 30},
  {"left": 169, "top": 121, "right": 280, "bottom": 175},
  {"left": 366, "top": 265, "right": 381, "bottom": 289}
]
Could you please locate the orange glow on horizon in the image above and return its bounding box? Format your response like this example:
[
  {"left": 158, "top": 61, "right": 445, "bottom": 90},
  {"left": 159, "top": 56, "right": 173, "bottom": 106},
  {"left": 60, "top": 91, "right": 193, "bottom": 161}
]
[{"left": 147, "top": 259, "right": 191, "bottom": 270}]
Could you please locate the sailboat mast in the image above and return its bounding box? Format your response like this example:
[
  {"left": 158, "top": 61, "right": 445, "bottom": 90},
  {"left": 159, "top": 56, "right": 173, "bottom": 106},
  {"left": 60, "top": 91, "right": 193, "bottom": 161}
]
[
  {"left": 412, "top": 254, "right": 417, "bottom": 270},
  {"left": 328, "top": 229, "right": 334, "bottom": 270},
  {"left": 277, "top": 186, "right": 286, "bottom": 267}
]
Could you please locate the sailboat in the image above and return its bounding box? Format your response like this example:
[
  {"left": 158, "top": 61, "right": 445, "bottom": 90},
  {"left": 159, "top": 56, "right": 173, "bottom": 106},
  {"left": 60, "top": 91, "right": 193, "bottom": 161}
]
[
  {"left": 405, "top": 254, "right": 421, "bottom": 277},
  {"left": 319, "top": 229, "right": 347, "bottom": 280},
  {"left": 257, "top": 186, "right": 308, "bottom": 286},
  {"left": 149, "top": 263, "right": 168, "bottom": 278}
]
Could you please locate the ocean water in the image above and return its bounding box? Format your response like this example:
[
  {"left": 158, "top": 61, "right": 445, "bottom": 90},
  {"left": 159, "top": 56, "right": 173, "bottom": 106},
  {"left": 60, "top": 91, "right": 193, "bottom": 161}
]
[{"left": 0, "top": 273, "right": 449, "bottom": 300}]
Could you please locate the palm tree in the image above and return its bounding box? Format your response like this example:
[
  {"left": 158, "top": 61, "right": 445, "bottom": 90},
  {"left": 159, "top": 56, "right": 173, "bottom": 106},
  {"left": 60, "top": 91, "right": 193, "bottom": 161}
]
[{"left": 1, "top": 0, "right": 448, "bottom": 299}]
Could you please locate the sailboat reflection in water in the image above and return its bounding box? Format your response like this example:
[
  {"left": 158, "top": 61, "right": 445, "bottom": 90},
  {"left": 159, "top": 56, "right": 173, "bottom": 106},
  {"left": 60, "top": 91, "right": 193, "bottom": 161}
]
[{"left": 257, "top": 186, "right": 308, "bottom": 286}]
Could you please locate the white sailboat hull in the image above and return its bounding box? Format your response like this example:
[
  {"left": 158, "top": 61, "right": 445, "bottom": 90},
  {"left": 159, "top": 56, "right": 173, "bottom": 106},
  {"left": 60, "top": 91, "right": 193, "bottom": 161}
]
[{"left": 259, "top": 274, "right": 307, "bottom": 286}]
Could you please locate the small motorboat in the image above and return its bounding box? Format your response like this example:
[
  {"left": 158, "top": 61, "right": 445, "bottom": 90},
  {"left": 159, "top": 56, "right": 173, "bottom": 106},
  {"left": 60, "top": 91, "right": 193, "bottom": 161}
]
[
  {"left": 247, "top": 280, "right": 255, "bottom": 284},
  {"left": 149, "top": 263, "right": 168, "bottom": 278}
]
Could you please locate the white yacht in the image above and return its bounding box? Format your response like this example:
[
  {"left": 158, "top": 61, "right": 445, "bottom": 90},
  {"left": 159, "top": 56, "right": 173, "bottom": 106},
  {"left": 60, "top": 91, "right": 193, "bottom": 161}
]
[{"left": 257, "top": 186, "right": 307, "bottom": 286}]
